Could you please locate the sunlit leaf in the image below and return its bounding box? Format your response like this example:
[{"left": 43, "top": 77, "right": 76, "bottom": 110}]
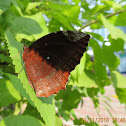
[
  {"left": 25, "top": 2, "right": 42, "bottom": 12},
  {"left": 101, "top": 14, "right": 126, "bottom": 41},
  {"left": 69, "top": 53, "right": 98, "bottom": 87},
  {"left": 0, "top": 78, "right": 21, "bottom": 108},
  {"left": 111, "top": 71, "right": 126, "bottom": 88},
  {"left": 9, "top": 12, "right": 48, "bottom": 41}
]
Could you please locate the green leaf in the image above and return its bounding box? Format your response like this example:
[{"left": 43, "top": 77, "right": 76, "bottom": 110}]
[
  {"left": 73, "top": 0, "right": 80, "bottom": 4},
  {"left": 0, "top": 15, "right": 3, "bottom": 24},
  {"left": 55, "top": 116, "right": 62, "bottom": 126},
  {"left": 62, "top": 89, "right": 82, "bottom": 110},
  {"left": 87, "top": 88, "right": 100, "bottom": 108},
  {"left": 0, "top": 115, "right": 44, "bottom": 126},
  {"left": 82, "top": 3, "right": 109, "bottom": 21},
  {"left": 0, "top": 54, "right": 11, "bottom": 63},
  {"left": 4, "top": 73, "right": 34, "bottom": 107},
  {"left": 43, "top": 1, "right": 73, "bottom": 11},
  {"left": 111, "top": 71, "right": 126, "bottom": 88},
  {"left": 69, "top": 53, "right": 98, "bottom": 88},
  {"left": 114, "top": 11, "right": 126, "bottom": 26},
  {"left": 102, "top": 0, "right": 122, "bottom": 11},
  {"left": 24, "top": 103, "right": 63, "bottom": 125},
  {"left": 89, "top": 39, "right": 111, "bottom": 87},
  {"left": 101, "top": 14, "right": 126, "bottom": 41},
  {"left": 11, "top": 0, "right": 23, "bottom": 16},
  {"left": 43, "top": 1, "right": 77, "bottom": 30},
  {"left": 9, "top": 12, "right": 48, "bottom": 41},
  {"left": 78, "top": 69, "right": 98, "bottom": 87},
  {"left": 23, "top": 103, "right": 41, "bottom": 119},
  {"left": 53, "top": 12, "right": 74, "bottom": 30},
  {"left": 0, "top": 78, "right": 21, "bottom": 108},
  {"left": 48, "top": 18, "right": 62, "bottom": 32},
  {"left": 102, "top": 36, "right": 124, "bottom": 70},
  {"left": 62, "top": 5, "right": 80, "bottom": 21},
  {"left": 55, "top": 86, "right": 82, "bottom": 111},
  {"left": 87, "top": 88, "right": 99, "bottom": 98},
  {"left": 102, "top": 44, "right": 120, "bottom": 70},
  {"left": 55, "top": 85, "right": 72, "bottom": 100},
  {"left": 25, "top": 2, "right": 42, "bottom": 12},
  {"left": 109, "top": 37, "right": 124, "bottom": 52},
  {"left": 115, "top": 88, "right": 126, "bottom": 104},
  {"left": 88, "top": 32, "right": 104, "bottom": 42},
  {"left": 5, "top": 29, "right": 55, "bottom": 126},
  {"left": 108, "top": 12, "right": 126, "bottom": 26},
  {"left": 0, "top": 0, "right": 11, "bottom": 15}
]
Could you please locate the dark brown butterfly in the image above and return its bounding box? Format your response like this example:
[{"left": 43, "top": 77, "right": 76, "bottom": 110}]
[{"left": 23, "top": 30, "right": 90, "bottom": 97}]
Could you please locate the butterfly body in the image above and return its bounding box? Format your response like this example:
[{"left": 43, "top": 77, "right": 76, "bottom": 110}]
[{"left": 23, "top": 30, "right": 90, "bottom": 97}]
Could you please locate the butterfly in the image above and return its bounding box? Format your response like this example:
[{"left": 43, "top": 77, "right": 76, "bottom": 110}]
[{"left": 23, "top": 30, "right": 90, "bottom": 97}]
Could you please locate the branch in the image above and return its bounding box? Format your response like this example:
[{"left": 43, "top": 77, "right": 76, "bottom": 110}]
[{"left": 78, "top": 9, "right": 126, "bottom": 31}]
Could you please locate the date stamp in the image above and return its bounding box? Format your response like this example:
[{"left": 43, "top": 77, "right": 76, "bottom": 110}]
[
  {"left": 81, "top": 117, "right": 126, "bottom": 123},
  {"left": 81, "top": 117, "right": 109, "bottom": 123}
]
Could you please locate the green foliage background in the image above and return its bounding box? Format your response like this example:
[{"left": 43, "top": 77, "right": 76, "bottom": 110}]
[{"left": 0, "top": 0, "right": 126, "bottom": 125}]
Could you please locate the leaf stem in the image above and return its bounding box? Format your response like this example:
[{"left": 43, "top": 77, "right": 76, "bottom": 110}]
[{"left": 78, "top": 9, "right": 126, "bottom": 31}]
